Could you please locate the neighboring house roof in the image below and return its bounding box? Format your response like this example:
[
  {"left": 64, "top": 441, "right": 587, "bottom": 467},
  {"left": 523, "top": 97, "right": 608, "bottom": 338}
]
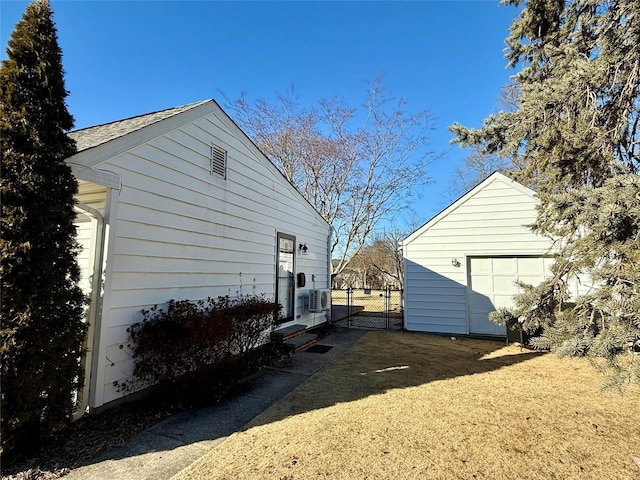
[
  {"left": 402, "top": 171, "right": 537, "bottom": 246},
  {"left": 68, "top": 100, "right": 210, "bottom": 152}
]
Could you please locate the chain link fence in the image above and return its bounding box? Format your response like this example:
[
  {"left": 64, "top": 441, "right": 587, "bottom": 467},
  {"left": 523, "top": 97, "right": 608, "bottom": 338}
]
[{"left": 331, "top": 288, "right": 404, "bottom": 330}]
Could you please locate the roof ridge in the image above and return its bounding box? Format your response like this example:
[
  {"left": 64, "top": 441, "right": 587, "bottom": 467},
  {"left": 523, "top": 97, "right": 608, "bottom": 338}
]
[
  {"left": 68, "top": 99, "right": 212, "bottom": 152},
  {"left": 69, "top": 99, "right": 211, "bottom": 133}
]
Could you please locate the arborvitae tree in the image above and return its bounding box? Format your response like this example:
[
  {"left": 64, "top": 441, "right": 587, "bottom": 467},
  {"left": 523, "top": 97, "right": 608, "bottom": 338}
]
[
  {"left": 1, "top": 0, "right": 86, "bottom": 452},
  {"left": 450, "top": 0, "right": 639, "bottom": 389}
]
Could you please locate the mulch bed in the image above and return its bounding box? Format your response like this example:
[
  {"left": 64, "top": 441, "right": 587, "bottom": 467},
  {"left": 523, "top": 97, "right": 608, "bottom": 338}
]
[{"left": 2, "top": 399, "right": 179, "bottom": 479}]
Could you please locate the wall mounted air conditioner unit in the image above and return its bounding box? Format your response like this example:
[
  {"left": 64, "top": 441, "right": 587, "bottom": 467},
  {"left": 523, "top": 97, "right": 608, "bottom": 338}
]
[{"left": 309, "top": 288, "right": 331, "bottom": 312}]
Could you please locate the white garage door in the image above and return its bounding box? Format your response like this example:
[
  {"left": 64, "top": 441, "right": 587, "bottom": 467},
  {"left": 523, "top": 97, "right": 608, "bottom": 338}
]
[{"left": 467, "top": 256, "right": 554, "bottom": 336}]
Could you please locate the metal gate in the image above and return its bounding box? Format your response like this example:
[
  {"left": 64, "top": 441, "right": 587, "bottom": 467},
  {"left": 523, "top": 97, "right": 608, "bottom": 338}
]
[{"left": 331, "top": 287, "right": 404, "bottom": 330}]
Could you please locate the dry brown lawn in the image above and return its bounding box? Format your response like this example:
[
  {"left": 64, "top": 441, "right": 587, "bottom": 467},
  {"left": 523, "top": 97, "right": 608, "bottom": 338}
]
[{"left": 173, "top": 331, "right": 640, "bottom": 480}]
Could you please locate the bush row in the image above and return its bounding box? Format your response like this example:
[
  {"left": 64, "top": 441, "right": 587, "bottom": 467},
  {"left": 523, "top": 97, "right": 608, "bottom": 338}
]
[{"left": 118, "top": 294, "right": 281, "bottom": 399}]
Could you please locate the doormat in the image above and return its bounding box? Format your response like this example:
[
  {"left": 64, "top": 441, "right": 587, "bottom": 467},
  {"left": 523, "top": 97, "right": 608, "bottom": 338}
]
[{"left": 305, "top": 344, "right": 333, "bottom": 354}]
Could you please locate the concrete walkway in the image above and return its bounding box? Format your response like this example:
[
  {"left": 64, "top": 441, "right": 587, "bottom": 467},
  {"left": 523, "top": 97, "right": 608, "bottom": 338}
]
[{"left": 64, "top": 326, "right": 367, "bottom": 480}]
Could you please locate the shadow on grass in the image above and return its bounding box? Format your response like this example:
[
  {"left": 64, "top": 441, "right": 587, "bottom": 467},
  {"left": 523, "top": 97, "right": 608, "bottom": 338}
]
[
  {"left": 3, "top": 328, "right": 545, "bottom": 479},
  {"left": 245, "top": 329, "right": 547, "bottom": 429},
  {"left": 0, "top": 344, "right": 290, "bottom": 479}
]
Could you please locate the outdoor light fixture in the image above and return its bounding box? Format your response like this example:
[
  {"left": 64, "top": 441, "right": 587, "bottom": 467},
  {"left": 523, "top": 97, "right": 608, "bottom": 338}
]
[
  {"left": 451, "top": 258, "right": 461, "bottom": 268},
  {"left": 299, "top": 243, "right": 309, "bottom": 255}
]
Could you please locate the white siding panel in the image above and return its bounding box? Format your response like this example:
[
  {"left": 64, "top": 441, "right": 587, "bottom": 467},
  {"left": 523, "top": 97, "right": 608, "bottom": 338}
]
[
  {"left": 404, "top": 173, "right": 555, "bottom": 335},
  {"left": 103, "top": 386, "right": 124, "bottom": 405},
  {"left": 407, "top": 291, "right": 466, "bottom": 303},
  {"left": 90, "top": 110, "right": 331, "bottom": 408},
  {"left": 108, "top": 286, "right": 270, "bottom": 313},
  {"left": 105, "top": 343, "right": 133, "bottom": 365},
  {"left": 116, "top": 193, "right": 279, "bottom": 236},
  {"left": 75, "top": 215, "right": 94, "bottom": 295},
  {"left": 108, "top": 271, "right": 275, "bottom": 291},
  {"left": 111, "top": 237, "right": 274, "bottom": 264},
  {"left": 407, "top": 302, "right": 468, "bottom": 315},
  {"left": 77, "top": 181, "right": 108, "bottom": 214},
  {"left": 111, "top": 253, "right": 271, "bottom": 273},
  {"left": 103, "top": 359, "right": 133, "bottom": 386},
  {"left": 116, "top": 204, "right": 274, "bottom": 242},
  {"left": 113, "top": 220, "right": 267, "bottom": 252},
  {"left": 106, "top": 324, "right": 131, "bottom": 346},
  {"left": 405, "top": 315, "right": 467, "bottom": 335}
]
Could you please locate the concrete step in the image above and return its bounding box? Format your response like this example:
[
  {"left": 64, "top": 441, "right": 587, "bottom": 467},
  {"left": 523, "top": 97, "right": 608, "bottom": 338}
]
[
  {"left": 283, "top": 332, "right": 318, "bottom": 353},
  {"left": 271, "top": 324, "right": 307, "bottom": 343}
]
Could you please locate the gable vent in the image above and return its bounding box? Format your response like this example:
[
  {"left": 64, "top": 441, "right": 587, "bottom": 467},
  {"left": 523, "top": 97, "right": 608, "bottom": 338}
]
[{"left": 210, "top": 143, "right": 227, "bottom": 179}]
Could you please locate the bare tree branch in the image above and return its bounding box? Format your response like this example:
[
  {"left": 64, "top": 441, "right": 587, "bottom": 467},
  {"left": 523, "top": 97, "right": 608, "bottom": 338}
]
[{"left": 223, "top": 77, "right": 435, "bottom": 276}]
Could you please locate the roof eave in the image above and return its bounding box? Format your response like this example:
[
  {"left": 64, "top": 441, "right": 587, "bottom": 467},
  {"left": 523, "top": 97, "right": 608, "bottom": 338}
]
[{"left": 67, "top": 100, "right": 216, "bottom": 168}]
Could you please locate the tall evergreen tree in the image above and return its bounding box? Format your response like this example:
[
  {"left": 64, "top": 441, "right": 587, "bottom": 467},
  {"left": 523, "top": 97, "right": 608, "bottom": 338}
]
[
  {"left": 451, "top": 0, "right": 640, "bottom": 389},
  {"left": 1, "top": 0, "right": 86, "bottom": 452}
]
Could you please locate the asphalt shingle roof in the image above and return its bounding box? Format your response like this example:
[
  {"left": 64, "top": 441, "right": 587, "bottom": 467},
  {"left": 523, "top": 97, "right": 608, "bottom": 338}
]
[{"left": 68, "top": 100, "right": 211, "bottom": 152}]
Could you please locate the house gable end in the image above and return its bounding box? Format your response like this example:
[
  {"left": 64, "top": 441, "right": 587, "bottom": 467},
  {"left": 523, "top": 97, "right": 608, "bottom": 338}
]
[
  {"left": 206, "top": 105, "right": 329, "bottom": 227},
  {"left": 66, "top": 99, "right": 328, "bottom": 228}
]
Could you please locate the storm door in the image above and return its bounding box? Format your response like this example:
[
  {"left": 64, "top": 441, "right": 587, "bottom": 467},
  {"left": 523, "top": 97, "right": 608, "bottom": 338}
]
[{"left": 276, "top": 233, "right": 295, "bottom": 324}]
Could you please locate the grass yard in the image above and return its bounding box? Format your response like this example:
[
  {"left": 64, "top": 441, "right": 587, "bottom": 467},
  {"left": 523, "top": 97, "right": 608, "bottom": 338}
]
[
  {"left": 172, "top": 331, "right": 640, "bottom": 480},
  {"left": 332, "top": 289, "right": 403, "bottom": 315}
]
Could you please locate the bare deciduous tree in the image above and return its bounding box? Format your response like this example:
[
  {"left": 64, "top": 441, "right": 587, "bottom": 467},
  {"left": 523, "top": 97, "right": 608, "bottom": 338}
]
[
  {"left": 448, "top": 145, "right": 514, "bottom": 199},
  {"left": 332, "top": 227, "right": 407, "bottom": 290},
  {"left": 448, "top": 81, "right": 524, "bottom": 199},
  {"left": 224, "top": 77, "right": 435, "bottom": 276},
  {"left": 368, "top": 229, "right": 405, "bottom": 290}
]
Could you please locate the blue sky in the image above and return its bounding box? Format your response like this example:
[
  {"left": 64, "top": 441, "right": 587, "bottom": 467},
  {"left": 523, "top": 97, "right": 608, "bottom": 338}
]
[{"left": 1, "top": 0, "right": 521, "bottom": 228}]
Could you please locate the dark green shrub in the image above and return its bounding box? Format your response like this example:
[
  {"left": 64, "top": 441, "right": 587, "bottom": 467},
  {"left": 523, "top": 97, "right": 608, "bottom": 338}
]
[
  {"left": 1, "top": 0, "right": 86, "bottom": 454},
  {"left": 120, "top": 295, "right": 280, "bottom": 396}
]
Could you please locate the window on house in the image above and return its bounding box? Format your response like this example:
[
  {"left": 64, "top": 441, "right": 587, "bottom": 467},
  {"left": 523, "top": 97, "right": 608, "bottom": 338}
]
[
  {"left": 276, "top": 233, "right": 295, "bottom": 324},
  {"left": 210, "top": 143, "right": 227, "bottom": 179}
]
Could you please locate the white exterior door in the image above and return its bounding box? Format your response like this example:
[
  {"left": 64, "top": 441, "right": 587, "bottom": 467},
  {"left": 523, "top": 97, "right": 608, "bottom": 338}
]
[
  {"left": 276, "top": 233, "right": 296, "bottom": 324},
  {"left": 467, "top": 256, "right": 553, "bottom": 336}
]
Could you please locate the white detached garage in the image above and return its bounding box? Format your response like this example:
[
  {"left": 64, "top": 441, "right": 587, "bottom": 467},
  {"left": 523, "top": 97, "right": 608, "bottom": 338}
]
[{"left": 402, "top": 172, "right": 555, "bottom": 336}]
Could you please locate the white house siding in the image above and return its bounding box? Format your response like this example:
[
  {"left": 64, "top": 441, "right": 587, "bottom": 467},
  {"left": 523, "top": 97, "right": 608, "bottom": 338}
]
[
  {"left": 77, "top": 181, "right": 108, "bottom": 214},
  {"left": 403, "top": 173, "right": 554, "bottom": 335},
  {"left": 74, "top": 214, "right": 95, "bottom": 296},
  {"left": 75, "top": 182, "right": 108, "bottom": 297},
  {"left": 79, "top": 108, "right": 330, "bottom": 407}
]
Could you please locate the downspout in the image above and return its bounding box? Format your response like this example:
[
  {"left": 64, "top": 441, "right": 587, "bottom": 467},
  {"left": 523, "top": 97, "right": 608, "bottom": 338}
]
[{"left": 73, "top": 202, "right": 105, "bottom": 420}]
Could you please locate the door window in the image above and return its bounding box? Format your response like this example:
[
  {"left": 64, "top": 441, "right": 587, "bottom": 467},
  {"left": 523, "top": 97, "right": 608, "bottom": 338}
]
[{"left": 276, "top": 233, "right": 295, "bottom": 323}]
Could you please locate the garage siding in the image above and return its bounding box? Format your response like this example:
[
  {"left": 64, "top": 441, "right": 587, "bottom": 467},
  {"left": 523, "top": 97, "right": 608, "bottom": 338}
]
[{"left": 403, "top": 173, "right": 555, "bottom": 335}]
